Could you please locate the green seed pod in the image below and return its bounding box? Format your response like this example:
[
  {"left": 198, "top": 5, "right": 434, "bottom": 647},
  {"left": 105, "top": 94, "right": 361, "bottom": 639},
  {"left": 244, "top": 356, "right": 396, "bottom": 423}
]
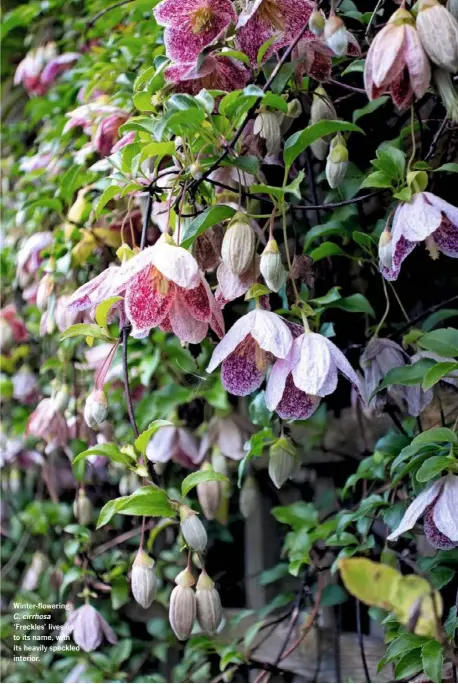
[
  {"left": 197, "top": 462, "right": 221, "bottom": 521},
  {"left": 180, "top": 506, "right": 208, "bottom": 552},
  {"left": 131, "top": 550, "right": 157, "bottom": 609},
  {"left": 196, "top": 570, "right": 222, "bottom": 635},
  {"left": 268, "top": 437, "right": 298, "bottom": 489},
  {"left": 73, "top": 489, "right": 93, "bottom": 525},
  {"left": 221, "top": 213, "right": 255, "bottom": 276},
  {"left": 169, "top": 569, "right": 196, "bottom": 640}
]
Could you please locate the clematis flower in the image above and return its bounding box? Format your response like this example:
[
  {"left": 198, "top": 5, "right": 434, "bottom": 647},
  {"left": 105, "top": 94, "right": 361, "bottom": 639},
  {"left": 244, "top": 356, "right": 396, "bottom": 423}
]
[
  {"left": 58, "top": 604, "right": 117, "bottom": 652},
  {"left": 236, "top": 0, "right": 314, "bottom": 65},
  {"left": 12, "top": 367, "right": 41, "bottom": 405},
  {"left": 207, "top": 308, "right": 293, "bottom": 396},
  {"left": 215, "top": 257, "right": 260, "bottom": 307},
  {"left": 93, "top": 112, "right": 129, "bottom": 156},
  {"left": 64, "top": 103, "right": 129, "bottom": 156},
  {"left": 265, "top": 330, "right": 361, "bottom": 420},
  {"left": 387, "top": 474, "right": 458, "bottom": 550},
  {"left": 16, "top": 232, "right": 53, "bottom": 289},
  {"left": 165, "top": 55, "right": 249, "bottom": 95},
  {"left": 26, "top": 398, "right": 69, "bottom": 454},
  {"left": 0, "top": 305, "right": 29, "bottom": 353},
  {"left": 364, "top": 6, "right": 430, "bottom": 109},
  {"left": 294, "top": 29, "right": 361, "bottom": 83},
  {"left": 14, "top": 43, "right": 80, "bottom": 97},
  {"left": 199, "top": 414, "right": 252, "bottom": 461},
  {"left": 379, "top": 191, "right": 458, "bottom": 281},
  {"left": 68, "top": 236, "right": 224, "bottom": 343},
  {"left": 146, "top": 425, "right": 202, "bottom": 468},
  {"left": 154, "top": 0, "right": 236, "bottom": 63}
]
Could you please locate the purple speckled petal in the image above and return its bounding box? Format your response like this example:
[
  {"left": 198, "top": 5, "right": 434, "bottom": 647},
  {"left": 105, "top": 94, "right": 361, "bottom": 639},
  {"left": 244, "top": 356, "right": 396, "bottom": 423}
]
[
  {"left": 275, "top": 374, "right": 321, "bottom": 420},
  {"left": 221, "top": 339, "right": 265, "bottom": 396},
  {"left": 387, "top": 478, "right": 443, "bottom": 541},
  {"left": 433, "top": 216, "right": 458, "bottom": 258},
  {"left": 207, "top": 310, "right": 255, "bottom": 372},
  {"left": 324, "top": 337, "right": 363, "bottom": 395},
  {"left": 424, "top": 504, "right": 456, "bottom": 550},
  {"left": 168, "top": 294, "right": 208, "bottom": 344},
  {"left": 379, "top": 234, "right": 416, "bottom": 281}
]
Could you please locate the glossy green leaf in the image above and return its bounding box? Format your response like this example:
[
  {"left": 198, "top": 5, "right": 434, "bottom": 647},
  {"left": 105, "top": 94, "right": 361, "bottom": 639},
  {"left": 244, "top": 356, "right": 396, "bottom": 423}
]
[
  {"left": 97, "top": 487, "right": 177, "bottom": 528},
  {"left": 134, "top": 419, "right": 174, "bottom": 455},
  {"left": 284, "top": 120, "right": 363, "bottom": 169},
  {"left": 181, "top": 469, "right": 229, "bottom": 497},
  {"left": 181, "top": 205, "right": 235, "bottom": 248},
  {"left": 416, "top": 455, "right": 452, "bottom": 482},
  {"left": 421, "top": 641, "right": 443, "bottom": 683},
  {"left": 418, "top": 328, "right": 458, "bottom": 357},
  {"left": 422, "top": 361, "right": 458, "bottom": 391},
  {"left": 72, "top": 443, "right": 135, "bottom": 468}
]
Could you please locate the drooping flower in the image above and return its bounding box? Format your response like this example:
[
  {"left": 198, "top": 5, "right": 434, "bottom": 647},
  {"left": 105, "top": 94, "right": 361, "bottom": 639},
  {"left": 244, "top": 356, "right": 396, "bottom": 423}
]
[
  {"left": 26, "top": 398, "right": 69, "bottom": 454},
  {"left": 64, "top": 103, "right": 129, "bottom": 156},
  {"left": 207, "top": 308, "right": 293, "bottom": 396},
  {"left": 165, "top": 55, "right": 249, "bottom": 95},
  {"left": 236, "top": 0, "right": 314, "bottom": 65},
  {"left": 0, "top": 305, "right": 29, "bottom": 353},
  {"left": 146, "top": 425, "right": 203, "bottom": 468},
  {"left": 199, "top": 414, "right": 252, "bottom": 461},
  {"left": 265, "top": 330, "right": 361, "bottom": 420},
  {"left": 416, "top": 0, "right": 458, "bottom": 73},
  {"left": 294, "top": 29, "right": 361, "bottom": 83},
  {"left": 12, "top": 367, "right": 40, "bottom": 405},
  {"left": 58, "top": 604, "right": 118, "bottom": 652},
  {"left": 154, "top": 0, "right": 236, "bottom": 63},
  {"left": 215, "top": 256, "right": 260, "bottom": 307},
  {"left": 16, "top": 232, "right": 53, "bottom": 290},
  {"left": 68, "top": 236, "right": 224, "bottom": 343},
  {"left": 387, "top": 474, "right": 458, "bottom": 550},
  {"left": 14, "top": 43, "right": 80, "bottom": 97},
  {"left": 378, "top": 191, "right": 458, "bottom": 281},
  {"left": 364, "top": 6, "right": 430, "bottom": 109},
  {"left": 93, "top": 112, "right": 129, "bottom": 156}
]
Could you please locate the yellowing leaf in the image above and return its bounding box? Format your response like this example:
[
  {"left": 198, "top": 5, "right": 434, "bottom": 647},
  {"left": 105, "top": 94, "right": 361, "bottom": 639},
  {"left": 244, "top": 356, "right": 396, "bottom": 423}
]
[
  {"left": 339, "top": 557, "right": 401, "bottom": 611},
  {"left": 391, "top": 575, "right": 442, "bottom": 638}
]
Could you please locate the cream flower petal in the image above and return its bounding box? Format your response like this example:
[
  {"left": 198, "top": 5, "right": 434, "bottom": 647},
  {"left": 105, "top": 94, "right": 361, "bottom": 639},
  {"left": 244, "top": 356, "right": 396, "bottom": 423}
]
[
  {"left": 206, "top": 310, "right": 256, "bottom": 372},
  {"left": 250, "top": 310, "right": 293, "bottom": 359},
  {"left": 395, "top": 192, "right": 443, "bottom": 243},
  {"left": 432, "top": 474, "right": 458, "bottom": 541},
  {"left": 151, "top": 238, "right": 200, "bottom": 289},
  {"left": 387, "top": 478, "right": 444, "bottom": 541},
  {"left": 292, "top": 333, "right": 332, "bottom": 396}
]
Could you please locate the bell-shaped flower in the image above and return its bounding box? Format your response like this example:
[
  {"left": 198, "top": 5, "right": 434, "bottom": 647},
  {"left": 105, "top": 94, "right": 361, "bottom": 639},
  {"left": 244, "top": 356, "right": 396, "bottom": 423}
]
[
  {"left": 146, "top": 425, "right": 203, "bottom": 468},
  {"left": 165, "top": 55, "right": 249, "bottom": 95},
  {"left": 199, "top": 414, "right": 253, "bottom": 461},
  {"left": 26, "top": 398, "right": 69, "bottom": 454},
  {"left": 387, "top": 474, "right": 458, "bottom": 550},
  {"left": 294, "top": 29, "right": 360, "bottom": 82},
  {"left": 215, "top": 257, "right": 260, "bottom": 307},
  {"left": 265, "top": 331, "right": 361, "bottom": 420},
  {"left": 12, "top": 367, "right": 40, "bottom": 405},
  {"left": 58, "top": 604, "right": 118, "bottom": 652},
  {"left": 364, "top": 6, "right": 430, "bottom": 109},
  {"left": 154, "top": 0, "right": 236, "bottom": 63},
  {"left": 16, "top": 232, "right": 53, "bottom": 289},
  {"left": 379, "top": 191, "right": 458, "bottom": 281},
  {"left": 207, "top": 308, "right": 293, "bottom": 396},
  {"left": 68, "top": 236, "right": 224, "bottom": 343},
  {"left": 0, "top": 305, "right": 29, "bottom": 353},
  {"left": 93, "top": 112, "right": 129, "bottom": 156},
  {"left": 236, "top": 0, "right": 314, "bottom": 65},
  {"left": 14, "top": 43, "right": 79, "bottom": 96}
]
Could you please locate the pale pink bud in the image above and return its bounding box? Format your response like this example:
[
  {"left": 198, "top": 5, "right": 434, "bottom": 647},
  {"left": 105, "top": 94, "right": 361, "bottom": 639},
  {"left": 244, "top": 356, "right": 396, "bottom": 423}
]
[
  {"left": 260, "top": 239, "right": 287, "bottom": 292},
  {"left": 169, "top": 569, "right": 196, "bottom": 640},
  {"left": 196, "top": 463, "right": 221, "bottom": 521},
  {"left": 196, "top": 570, "right": 222, "bottom": 635},
  {"left": 326, "top": 135, "right": 349, "bottom": 189},
  {"left": 73, "top": 489, "right": 93, "bottom": 525},
  {"left": 84, "top": 389, "right": 108, "bottom": 428},
  {"left": 239, "top": 475, "right": 260, "bottom": 519},
  {"left": 131, "top": 550, "right": 157, "bottom": 609},
  {"left": 180, "top": 506, "right": 208, "bottom": 552},
  {"left": 324, "top": 15, "right": 348, "bottom": 56},
  {"left": 221, "top": 213, "right": 255, "bottom": 276},
  {"left": 416, "top": 0, "right": 458, "bottom": 73}
]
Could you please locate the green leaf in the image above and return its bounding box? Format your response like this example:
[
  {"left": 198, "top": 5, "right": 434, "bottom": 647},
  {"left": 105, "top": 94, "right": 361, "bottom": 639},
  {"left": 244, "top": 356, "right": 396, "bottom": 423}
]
[
  {"left": 257, "top": 35, "right": 277, "bottom": 64},
  {"left": 181, "top": 205, "right": 236, "bottom": 249},
  {"left": 111, "top": 576, "right": 129, "bottom": 610},
  {"left": 418, "top": 328, "right": 458, "bottom": 357},
  {"left": 433, "top": 162, "right": 458, "bottom": 173},
  {"left": 284, "top": 120, "right": 363, "bottom": 169},
  {"left": 326, "top": 293, "right": 375, "bottom": 317},
  {"left": 138, "top": 141, "right": 175, "bottom": 165},
  {"left": 374, "top": 358, "right": 436, "bottom": 394},
  {"left": 421, "top": 309, "right": 458, "bottom": 332},
  {"left": 272, "top": 501, "right": 318, "bottom": 530},
  {"left": 421, "top": 641, "right": 443, "bottom": 683},
  {"left": 394, "top": 650, "right": 422, "bottom": 680},
  {"left": 360, "top": 171, "right": 393, "bottom": 189},
  {"left": 422, "top": 361, "right": 458, "bottom": 391},
  {"left": 341, "top": 59, "right": 365, "bottom": 75},
  {"left": 135, "top": 420, "right": 174, "bottom": 455},
  {"left": 60, "top": 323, "right": 112, "bottom": 342},
  {"left": 353, "top": 96, "right": 389, "bottom": 123},
  {"left": 416, "top": 455, "right": 452, "bottom": 482},
  {"left": 412, "top": 427, "right": 457, "bottom": 445},
  {"left": 250, "top": 171, "right": 305, "bottom": 200},
  {"left": 95, "top": 297, "right": 123, "bottom": 329},
  {"left": 97, "top": 487, "right": 176, "bottom": 528},
  {"left": 95, "top": 186, "right": 121, "bottom": 217},
  {"left": 72, "top": 443, "right": 135, "bottom": 468},
  {"left": 181, "top": 470, "right": 229, "bottom": 497},
  {"left": 310, "top": 242, "right": 347, "bottom": 261}
]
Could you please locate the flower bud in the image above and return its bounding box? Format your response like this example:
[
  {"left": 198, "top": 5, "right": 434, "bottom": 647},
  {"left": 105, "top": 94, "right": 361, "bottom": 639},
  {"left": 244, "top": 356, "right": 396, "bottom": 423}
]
[
  {"left": 253, "top": 111, "right": 282, "bottom": 155},
  {"left": 169, "top": 569, "right": 196, "bottom": 640},
  {"left": 189, "top": 162, "right": 203, "bottom": 180},
  {"left": 378, "top": 229, "right": 393, "bottom": 270},
  {"left": 325, "top": 135, "right": 349, "bottom": 189},
  {"left": 211, "top": 448, "right": 228, "bottom": 476},
  {"left": 131, "top": 550, "right": 157, "bottom": 609},
  {"left": 286, "top": 99, "right": 302, "bottom": 119},
  {"left": 268, "top": 437, "right": 298, "bottom": 489},
  {"left": 309, "top": 7, "right": 326, "bottom": 36},
  {"left": 434, "top": 68, "right": 458, "bottom": 123},
  {"left": 180, "top": 506, "right": 208, "bottom": 552},
  {"left": 416, "top": 0, "right": 458, "bottom": 73},
  {"left": 68, "top": 190, "right": 87, "bottom": 224},
  {"left": 10, "top": 468, "right": 20, "bottom": 494},
  {"left": 239, "top": 475, "right": 259, "bottom": 519},
  {"left": 221, "top": 213, "right": 255, "bottom": 276},
  {"left": 324, "top": 15, "right": 348, "bottom": 56},
  {"left": 310, "top": 88, "right": 337, "bottom": 160},
  {"left": 197, "top": 462, "right": 221, "bottom": 521},
  {"left": 260, "top": 239, "right": 288, "bottom": 292},
  {"left": 36, "top": 274, "right": 54, "bottom": 312},
  {"left": 196, "top": 570, "right": 222, "bottom": 635},
  {"left": 0, "top": 319, "right": 14, "bottom": 354},
  {"left": 119, "top": 472, "right": 140, "bottom": 496},
  {"left": 84, "top": 389, "right": 108, "bottom": 428},
  {"left": 53, "top": 384, "right": 70, "bottom": 412},
  {"left": 73, "top": 489, "right": 93, "bottom": 525}
]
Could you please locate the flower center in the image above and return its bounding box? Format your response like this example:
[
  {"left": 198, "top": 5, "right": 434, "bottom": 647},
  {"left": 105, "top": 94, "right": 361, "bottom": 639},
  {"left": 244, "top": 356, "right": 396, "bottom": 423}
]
[
  {"left": 151, "top": 267, "right": 170, "bottom": 295},
  {"left": 235, "top": 335, "right": 270, "bottom": 372},
  {"left": 258, "top": 0, "right": 285, "bottom": 31},
  {"left": 425, "top": 235, "right": 439, "bottom": 260},
  {"left": 191, "top": 5, "right": 215, "bottom": 34}
]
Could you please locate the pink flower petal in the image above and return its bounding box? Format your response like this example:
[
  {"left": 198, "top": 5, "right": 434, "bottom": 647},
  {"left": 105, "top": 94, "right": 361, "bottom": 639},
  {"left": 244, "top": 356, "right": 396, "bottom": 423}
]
[
  {"left": 146, "top": 425, "right": 176, "bottom": 463},
  {"left": 265, "top": 355, "right": 295, "bottom": 411},
  {"left": 424, "top": 192, "right": 458, "bottom": 229},
  {"left": 207, "top": 310, "right": 256, "bottom": 372},
  {"left": 169, "top": 295, "right": 208, "bottom": 343},
  {"left": 395, "top": 192, "right": 443, "bottom": 243},
  {"left": 387, "top": 478, "right": 444, "bottom": 541},
  {"left": 371, "top": 24, "right": 405, "bottom": 90},
  {"left": 125, "top": 265, "right": 174, "bottom": 338},
  {"left": 379, "top": 234, "right": 416, "bottom": 281},
  {"left": 424, "top": 504, "right": 456, "bottom": 549},
  {"left": 221, "top": 340, "right": 265, "bottom": 396},
  {"left": 250, "top": 309, "right": 293, "bottom": 359},
  {"left": 433, "top": 216, "right": 458, "bottom": 258},
  {"left": 324, "top": 338, "right": 362, "bottom": 395},
  {"left": 176, "top": 427, "right": 202, "bottom": 466},
  {"left": 215, "top": 257, "right": 259, "bottom": 306},
  {"left": 403, "top": 24, "right": 430, "bottom": 99},
  {"left": 181, "top": 279, "right": 211, "bottom": 321}
]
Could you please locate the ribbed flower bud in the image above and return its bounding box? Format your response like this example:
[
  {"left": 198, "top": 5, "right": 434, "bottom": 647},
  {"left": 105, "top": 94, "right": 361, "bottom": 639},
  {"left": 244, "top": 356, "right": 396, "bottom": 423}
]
[
  {"left": 197, "top": 462, "right": 221, "bottom": 521},
  {"left": 73, "top": 489, "right": 93, "bottom": 525},
  {"left": 180, "top": 506, "right": 208, "bottom": 552},
  {"left": 84, "top": 389, "right": 108, "bottom": 428},
  {"left": 253, "top": 111, "right": 282, "bottom": 155},
  {"left": 416, "top": 0, "right": 458, "bottom": 72},
  {"left": 324, "top": 15, "right": 348, "bottom": 56},
  {"left": 221, "top": 213, "right": 255, "bottom": 276},
  {"left": 268, "top": 437, "right": 298, "bottom": 489},
  {"left": 239, "top": 475, "right": 259, "bottom": 519},
  {"left": 434, "top": 69, "right": 458, "bottom": 123},
  {"left": 169, "top": 569, "right": 196, "bottom": 640},
  {"left": 310, "top": 87, "right": 337, "bottom": 160},
  {"left": 196, "top": 570, "right": 222, "bottom": 635},
  {"left": 325, "top": 135, "right": 349, "bottom": 188},
  {"left": 131, "top": 550, "right": 157, "bottom": 609},
  {"left": 36, "top": 274, "right": 54, "bottom": 312},
  {"left": 260, "top": 239, "right": 288, "bottom": 292},
  {"left": 309, "top": 7, "right": 326, "bottom": 36}
]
